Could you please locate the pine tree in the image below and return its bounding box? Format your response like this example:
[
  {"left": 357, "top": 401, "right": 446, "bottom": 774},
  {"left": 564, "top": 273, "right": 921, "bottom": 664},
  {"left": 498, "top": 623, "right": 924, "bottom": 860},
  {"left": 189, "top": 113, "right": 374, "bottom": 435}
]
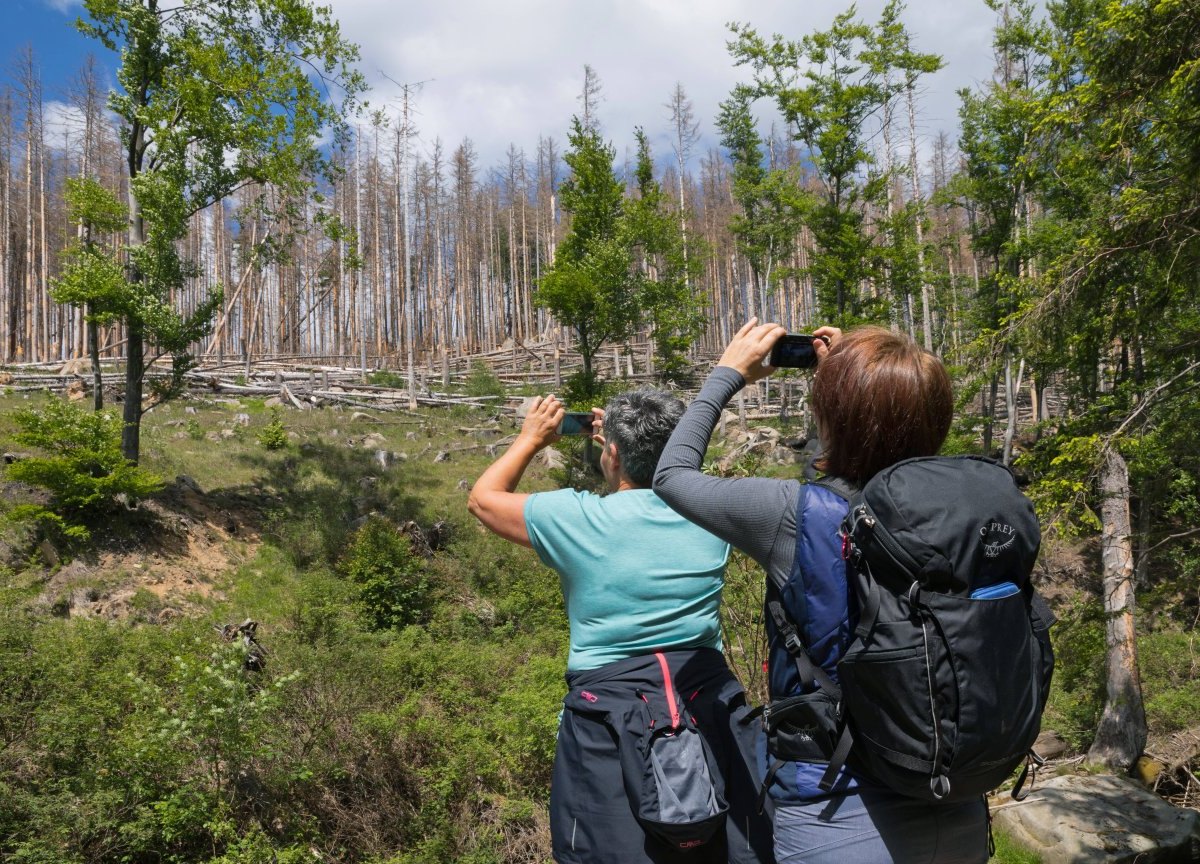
[{"left": 536, "top": 117, "right": 636, "bottom": 397}]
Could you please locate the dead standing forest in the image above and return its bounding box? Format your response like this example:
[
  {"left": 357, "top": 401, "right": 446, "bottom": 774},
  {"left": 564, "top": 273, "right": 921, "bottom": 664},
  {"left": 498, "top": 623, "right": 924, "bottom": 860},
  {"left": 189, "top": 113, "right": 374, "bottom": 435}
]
[{"left": 1, "top": 0, "right": 1200, "bottom": 861}]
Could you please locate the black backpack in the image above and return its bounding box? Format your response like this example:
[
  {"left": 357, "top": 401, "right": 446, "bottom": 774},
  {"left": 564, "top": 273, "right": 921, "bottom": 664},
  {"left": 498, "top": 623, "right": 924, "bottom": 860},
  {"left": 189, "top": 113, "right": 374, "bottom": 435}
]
[{"left": 765, "top": 455, "right": 1055, "bottom": 803}]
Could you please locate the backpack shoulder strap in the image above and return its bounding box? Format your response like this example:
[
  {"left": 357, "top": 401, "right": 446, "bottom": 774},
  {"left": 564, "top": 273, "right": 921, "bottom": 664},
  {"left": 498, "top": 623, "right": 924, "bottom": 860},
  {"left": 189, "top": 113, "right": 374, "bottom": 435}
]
[{"left": 813, "top": 475, "right": 858, "bottom": 502}]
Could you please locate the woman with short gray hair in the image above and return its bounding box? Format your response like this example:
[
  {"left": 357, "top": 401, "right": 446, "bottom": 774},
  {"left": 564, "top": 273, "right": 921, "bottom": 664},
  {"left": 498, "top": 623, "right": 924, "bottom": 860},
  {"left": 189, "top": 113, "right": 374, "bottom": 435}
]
[{"left": 469, "top": 389, "right": 771, "bottom": 864}]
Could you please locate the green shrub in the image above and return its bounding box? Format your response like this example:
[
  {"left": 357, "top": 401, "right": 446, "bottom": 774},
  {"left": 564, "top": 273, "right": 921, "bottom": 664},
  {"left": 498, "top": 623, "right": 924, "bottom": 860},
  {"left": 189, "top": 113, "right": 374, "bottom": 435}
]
[
  {"left": 185, "top": 418, "right": 204, "bottom": 440},
  {"left": 1140, "top": 629, "right": 1200, "bottom": 734},
  {"left": 465, "top": 361, "right": 506, "bottom": 399},
  {"left": 256, "top": 408, "right": 288, "bottom": 450},
  {"left": 367, "top": 369, "right": 407, "bottom": 388},
  {"left": 338, "top": 516, "right": 429, "bottom": 630},
  {"left": 4, "top": 398, "right": 162, "bottom": 540},
  {"left": 1044, "top": 598, "right": 1106, "bottom": 750}
]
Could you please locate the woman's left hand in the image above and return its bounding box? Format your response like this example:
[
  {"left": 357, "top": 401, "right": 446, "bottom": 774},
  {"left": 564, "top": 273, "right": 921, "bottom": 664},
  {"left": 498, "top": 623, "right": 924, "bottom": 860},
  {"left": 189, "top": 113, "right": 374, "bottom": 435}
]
[
  {"left": 717, "top": 318, "right": 787, "bottom": 384},
  {"left": 518, "top": 394, "right": 565, "bottom": 449}
]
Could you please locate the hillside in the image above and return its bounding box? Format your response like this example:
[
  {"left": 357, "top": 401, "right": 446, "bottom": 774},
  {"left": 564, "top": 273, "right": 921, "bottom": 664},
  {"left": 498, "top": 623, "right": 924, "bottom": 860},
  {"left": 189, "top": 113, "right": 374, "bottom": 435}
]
[{"left": 1, "top": 387, "right": 1198, "bottom": 863}]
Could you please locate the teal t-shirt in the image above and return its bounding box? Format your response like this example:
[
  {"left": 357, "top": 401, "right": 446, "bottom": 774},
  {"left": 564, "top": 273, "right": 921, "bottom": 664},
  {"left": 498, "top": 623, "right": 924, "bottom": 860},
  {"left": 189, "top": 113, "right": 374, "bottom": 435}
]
[{"left": 524, "top": 487, "right": 730, "bottom": 672}]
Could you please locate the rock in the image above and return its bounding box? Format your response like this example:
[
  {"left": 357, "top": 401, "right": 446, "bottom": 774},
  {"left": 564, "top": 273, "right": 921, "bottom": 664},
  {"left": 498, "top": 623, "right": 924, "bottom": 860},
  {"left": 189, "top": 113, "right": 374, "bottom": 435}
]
[
  {"left": 163, "top": 419, "right": 186, "bottom": 427},
  {"left": 351, "top": 411, "right": 378, "bottom": 422},
  {"left": 361, "top": 432, "right": 387, "bottom": 448},
  {"left": 540, "top": 447, "right": 567, "bottom": 470},
  {"left": 219, "top": 429, "right": 236, "bottom": 439},
  {"left": 185, "top": 406, "right": 197, "bottom": 415},
  {"left": 264, "top": 396, "right": 283, "bottom": 408},
  {"left": 171, "top": 431, "right": 190, "bottom": 440},
  {"left": 0, "top": 371, "right": 13, "bottom": 385},
  {"left": 991, "top": 773, "right": 1200, "bottom": 864},
  {"left": 457, "top": 479, "right": 471, "bottom": 491},
  {"left": 205, "top": 431, "right": 221, "bottom": 441},
  {"left": 406, "top": 431, "right": 418, "bottom": 441},
  {"left": 66, "top": 380, "right": 86, "bottom": 401},
  {"left": 392, "top": 451, "right": 408, "bottom": 462},
  {"left": 374, "top": 449, "right": 391, "bottom": 469},
  {"left": 770, "top": 446, "right": 803, "bottom": 466},
  {"left": 1034, "top": 729, "right": 1072, "bottom": 761},
  {"left": 433, "top": 450, "right": 450, "bottom": 463},
  {"left": 233, "top": 412, "right": 251, "bottom": 426}
]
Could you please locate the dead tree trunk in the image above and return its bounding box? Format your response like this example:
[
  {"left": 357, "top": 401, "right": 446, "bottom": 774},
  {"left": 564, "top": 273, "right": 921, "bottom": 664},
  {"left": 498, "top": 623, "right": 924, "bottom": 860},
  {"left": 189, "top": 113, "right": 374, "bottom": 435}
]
[{"left": 1086, "top": 447, "right": 1148, "bottom": 772}]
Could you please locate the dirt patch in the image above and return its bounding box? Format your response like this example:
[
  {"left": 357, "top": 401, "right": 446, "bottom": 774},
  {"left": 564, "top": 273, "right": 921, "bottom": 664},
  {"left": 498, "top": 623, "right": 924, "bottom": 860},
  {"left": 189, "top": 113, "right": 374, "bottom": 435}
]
[
  {"left": 1034, "top": 536, "right": 1099, "bottom": 605},
  {"left": 32, "top": 476, "right": 267, "bottom": 622}
]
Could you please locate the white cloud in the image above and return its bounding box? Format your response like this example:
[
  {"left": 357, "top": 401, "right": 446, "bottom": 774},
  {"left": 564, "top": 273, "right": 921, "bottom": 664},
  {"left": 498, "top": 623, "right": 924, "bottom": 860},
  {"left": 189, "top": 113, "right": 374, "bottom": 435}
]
[
  {"left": 39, "top": 0, "right": 82, "bottom": 12},
  {"left": 42, "top": 99, "right": 86, "bottom": 152},
  {"left": 329, "top": 0, "right": 1004, "bottom": 174}
]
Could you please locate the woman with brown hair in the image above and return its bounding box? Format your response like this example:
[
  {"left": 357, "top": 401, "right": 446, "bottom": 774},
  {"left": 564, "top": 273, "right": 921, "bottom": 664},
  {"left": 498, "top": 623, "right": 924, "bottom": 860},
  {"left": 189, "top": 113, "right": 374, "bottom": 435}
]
[{"left": 653, "top": 321, "right": 987, "bottom": 864}]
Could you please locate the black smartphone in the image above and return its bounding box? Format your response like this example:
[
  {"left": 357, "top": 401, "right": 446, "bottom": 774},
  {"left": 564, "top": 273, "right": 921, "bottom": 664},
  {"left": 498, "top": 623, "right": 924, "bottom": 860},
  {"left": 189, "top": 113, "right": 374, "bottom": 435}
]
[
  {"left": 769, "top": 334, "right": 824, "bottom": 369},
  {"left": 558, "top": 412, "right": 595, "bottom": 435}
]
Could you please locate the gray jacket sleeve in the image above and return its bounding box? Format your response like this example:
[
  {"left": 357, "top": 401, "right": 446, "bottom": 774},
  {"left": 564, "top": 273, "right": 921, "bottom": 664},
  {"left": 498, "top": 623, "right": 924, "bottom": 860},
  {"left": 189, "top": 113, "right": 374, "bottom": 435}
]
[{"left": 653, "top": 366, "right": 800, "bottom": 575}]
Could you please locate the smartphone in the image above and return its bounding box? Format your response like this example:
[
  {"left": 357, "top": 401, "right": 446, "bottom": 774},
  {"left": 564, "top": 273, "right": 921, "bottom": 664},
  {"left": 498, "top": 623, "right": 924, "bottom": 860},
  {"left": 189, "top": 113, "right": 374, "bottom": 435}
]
[
  {"left": 769, "top": 334, "right": 825, "bottom": 369},
  {"left": 558, "top": 412, "right": 595, "bottom": 435}
]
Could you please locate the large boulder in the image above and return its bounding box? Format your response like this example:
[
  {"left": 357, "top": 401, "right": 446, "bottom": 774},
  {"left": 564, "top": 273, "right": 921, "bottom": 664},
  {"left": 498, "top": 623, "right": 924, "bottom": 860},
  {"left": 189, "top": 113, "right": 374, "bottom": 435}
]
[{"left": 991, "top": 773, "right": 1200, "bottom": 864}]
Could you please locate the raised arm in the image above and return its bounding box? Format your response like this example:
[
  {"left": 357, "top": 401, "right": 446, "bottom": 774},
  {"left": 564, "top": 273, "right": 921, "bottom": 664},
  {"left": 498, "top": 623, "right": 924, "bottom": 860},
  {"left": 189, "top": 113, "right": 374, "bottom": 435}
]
[
  {"left": 653, "top": 320, "right": 798, "bottom": 570},
  {"left": 468, "top": 394, "right": 568, "bottom": 547}
]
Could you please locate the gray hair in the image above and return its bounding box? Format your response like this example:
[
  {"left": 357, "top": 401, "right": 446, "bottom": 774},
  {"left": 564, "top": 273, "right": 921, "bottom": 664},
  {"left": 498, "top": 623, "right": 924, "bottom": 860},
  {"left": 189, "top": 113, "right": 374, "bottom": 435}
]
[{"left": 602, "top": 388, "right": 686, "bottom": 486}]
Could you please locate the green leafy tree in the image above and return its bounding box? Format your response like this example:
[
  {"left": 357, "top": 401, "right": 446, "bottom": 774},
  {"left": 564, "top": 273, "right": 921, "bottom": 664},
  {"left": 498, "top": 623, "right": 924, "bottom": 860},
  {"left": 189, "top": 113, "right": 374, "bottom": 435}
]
[
  {"left": 955, "top": 0, "right": 1050, "bottom": 459},
  {"left": 728, "top": 2, "right": 937, "bottom": 324},
  {"left": 51, "top": 178, "right": 128, "bottom": 411},
  {"left": 78, "top": 0, "right": 365, "bottom": 463},
  {"left": 863, "top": 3, "right": 944, "bottom": 336},
  {"left": 536, "top": 117, "right": 638, "bottom": 397},
  {"left": 625, "top": 128, "right": 707, "bottom": 381},
  {"left": 997, "top": 0, "right": 1200, "bottom": 771},
  {"left": 716, "top": 89, "right": 806, "bottom": 321}
]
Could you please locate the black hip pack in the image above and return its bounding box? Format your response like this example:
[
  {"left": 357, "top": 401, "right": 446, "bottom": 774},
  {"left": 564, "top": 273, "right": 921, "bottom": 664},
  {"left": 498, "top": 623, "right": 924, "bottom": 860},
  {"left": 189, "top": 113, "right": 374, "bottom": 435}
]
[
  {"left": 763, "top": 456, "right": 1055, "bottom": 804},
  {"left": 563, "top": 651, "right": 730, "bottom": 853}
]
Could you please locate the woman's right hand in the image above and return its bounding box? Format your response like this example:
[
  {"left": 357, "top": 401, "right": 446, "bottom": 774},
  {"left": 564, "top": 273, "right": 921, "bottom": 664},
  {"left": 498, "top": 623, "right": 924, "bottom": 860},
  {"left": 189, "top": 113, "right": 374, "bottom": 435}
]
[
  {"left": 717, "top": 318, "right": 787, "bottom": 384},
  {"left": 813, "top": 325, "right": 843, "bottom": 362},
  {"left": 518, "top": 394, "right": 565, "bottom": 449}
]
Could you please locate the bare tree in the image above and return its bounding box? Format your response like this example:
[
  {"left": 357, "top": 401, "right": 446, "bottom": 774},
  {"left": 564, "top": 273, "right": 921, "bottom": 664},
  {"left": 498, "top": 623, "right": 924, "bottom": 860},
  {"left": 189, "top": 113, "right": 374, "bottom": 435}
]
[
  {"left": 579, "top": 64, "right": 603, "bottom": 132},
  {"left": 1086, "top": 447, "right": 1149, "bottom": 771},
  {"left": 665, "top": 82, "right": 700, "bottom": 288}
]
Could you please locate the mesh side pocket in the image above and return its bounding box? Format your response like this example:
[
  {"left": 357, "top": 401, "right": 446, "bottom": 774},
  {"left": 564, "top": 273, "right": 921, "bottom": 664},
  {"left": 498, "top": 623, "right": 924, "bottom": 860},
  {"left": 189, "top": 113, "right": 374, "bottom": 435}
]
[{"left": 649, "top": 727, "right": 721, "bottom": 824}]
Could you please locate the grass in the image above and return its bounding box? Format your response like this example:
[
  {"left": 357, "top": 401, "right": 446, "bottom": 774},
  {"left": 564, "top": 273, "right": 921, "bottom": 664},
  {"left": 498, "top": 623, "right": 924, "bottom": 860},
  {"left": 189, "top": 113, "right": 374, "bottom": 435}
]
[
  {"left": 992, "top": 829, "right": 1043, "bottom": 863},
  {"left": 2, "top": 385, "right": 1198, "bottom": 863}
]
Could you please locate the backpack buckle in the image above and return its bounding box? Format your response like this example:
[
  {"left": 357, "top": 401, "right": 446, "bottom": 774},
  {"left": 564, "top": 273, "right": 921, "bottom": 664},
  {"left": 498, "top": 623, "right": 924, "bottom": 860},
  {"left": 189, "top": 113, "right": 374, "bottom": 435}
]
[{"left": 783, "top": 630, "right": 805, "bottom": 655}]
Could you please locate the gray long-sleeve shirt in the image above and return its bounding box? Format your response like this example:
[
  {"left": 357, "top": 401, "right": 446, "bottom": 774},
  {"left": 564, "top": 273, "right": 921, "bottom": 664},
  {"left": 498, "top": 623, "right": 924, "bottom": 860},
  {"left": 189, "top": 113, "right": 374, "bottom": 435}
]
[{"left": 653, "top": 366, "right": 802, "bottom": 589}]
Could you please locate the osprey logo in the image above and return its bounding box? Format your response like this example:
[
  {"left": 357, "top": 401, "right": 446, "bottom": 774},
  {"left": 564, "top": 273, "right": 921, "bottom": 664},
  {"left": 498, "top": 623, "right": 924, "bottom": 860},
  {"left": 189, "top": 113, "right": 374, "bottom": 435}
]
[
  {"left": 980, "top": 522, "right": 1017, "bottom": 558},
  {"left": 792, "top": 726, "right": 817, "bottom": 742}
]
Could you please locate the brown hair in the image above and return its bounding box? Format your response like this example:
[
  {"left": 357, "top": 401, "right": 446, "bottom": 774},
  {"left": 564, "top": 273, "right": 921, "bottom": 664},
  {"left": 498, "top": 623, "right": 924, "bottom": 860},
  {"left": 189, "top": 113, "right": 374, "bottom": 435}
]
[{"left": 811, "top": 326, "right": 952, "bottom": 484}]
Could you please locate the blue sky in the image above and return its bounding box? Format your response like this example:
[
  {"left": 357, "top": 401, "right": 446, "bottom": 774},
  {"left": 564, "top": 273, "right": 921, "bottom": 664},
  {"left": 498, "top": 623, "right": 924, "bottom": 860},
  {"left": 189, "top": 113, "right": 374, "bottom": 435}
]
[
  {"left": 4, "top": 0, "right": 1006, "bottom": 174},
  {"left": 3, "top": 1, "right": 105, "bottom": 92}
]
